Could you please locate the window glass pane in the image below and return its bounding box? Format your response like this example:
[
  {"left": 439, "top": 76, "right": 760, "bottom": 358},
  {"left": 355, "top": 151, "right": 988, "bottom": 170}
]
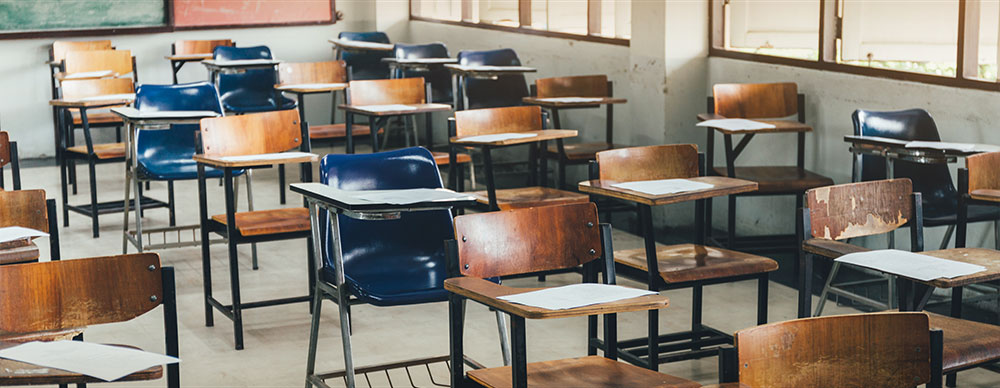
[
  {"left": 477, "top": 0, "right": 519, "bottom": 27},
  {"left": 977, "top": 0, "right": 999, "bottom": 80},
  {"left": 528, "top": 0, "right": 587, "bottom": 35},
  {"left": 839, "top": 0, "right": 958, "bottom": 76},
  {"left": 412, "top": 0, "right": 462, "bottom": 21},
  {"left": 726, "top": 0, "right": 819, "bottom": 60},
  {"left": 598, "top": 0, "right": 630, "bottom": 39}
]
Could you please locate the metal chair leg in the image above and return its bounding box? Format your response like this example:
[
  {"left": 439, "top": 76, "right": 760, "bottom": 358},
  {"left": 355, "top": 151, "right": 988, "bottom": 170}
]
[
  {"left": 88, "top": 158, "right": 99, "bottom": 238},
  {"left": 814, "top": 262, "right": 842, "bottom": 316},
  {"left": 133, "top": 175, "right": 145, "bottom": 253},
  {"left": 495, "top": 310, "right": 512, "bottom": 366},
  {"left": 939, "top": 224, "right": 955, "bottom": 250},
  {"left": 245, "top": 172, "right": 259, "bottom": 271},
  {"left": 469, "top": 159, "right": 477, "bottom": 189},
  {"left": 304, "top": 287, "right": 324, "bottom": 388}
]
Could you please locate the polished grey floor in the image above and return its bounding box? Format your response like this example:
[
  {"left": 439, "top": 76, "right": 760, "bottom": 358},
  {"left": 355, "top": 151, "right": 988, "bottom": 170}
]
[{"left": 13, "top": 152, "right": 999, "bottom": 387}]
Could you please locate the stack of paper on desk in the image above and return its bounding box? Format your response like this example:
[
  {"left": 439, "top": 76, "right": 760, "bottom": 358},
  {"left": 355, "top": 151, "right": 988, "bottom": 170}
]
[
  {"left": 0, "top": 341, "right": 179, "bottom": 382},
  {"left": 396, "top": 58, "right": 456, "bottom": 64},
  {"left": 611, "top": 179, "right": 714, "bottom": 196},
  {"left": 78, "top": 93, "right": 135, "bottom": 102},
  {"left": 63, "top": 70, "right": 113, "bottom": 79},
  {"left": 335, "top": 39, "right": 392, "bottom": 49},
  {"left": 112, "top": 107, "right": 219, "bottom": 119},
  {"left": 350, "top": 188, "right": 473, "bottom": 205},
  {"left": 456, "top": 133, "right": 538, "bottom": 143},
  {"left": 835, "top": 249, "right": 986, "bottom": 281},
  {"left": 219, "top": 151, "right": 316, "bottom": 163},
  {"left": 0, "top": 226, "right": 48, "bottom": 244},
  {"left": 207, "top": 59, "right": 279, "bottom": 66},
  {"left": 498, "top": 283, "right": 656, "bottom": 310},
  {"left": 356, "top": 104, "right": 418, "bottom": 112},
  {"left": 696, "top": 119, "right": 776, "bottom": 131},
  {"left": 537, "top": 97, "right": 604, "bottom": 103},
  {"left": 904, "top": 141, "right": 976, "bottom": 152}
]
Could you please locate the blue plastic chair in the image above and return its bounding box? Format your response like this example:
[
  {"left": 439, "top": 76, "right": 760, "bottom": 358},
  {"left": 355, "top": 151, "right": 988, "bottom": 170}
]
[
  {"left": 304, "top": 147, "right": 508, "bottom": 386},
  {"left": 338, "top": 31, "right": 392, "bottom": 81},
  {"left": 457, "top": 48, "right": 529, "bottom": 109},
  {"left": 393, "top": 42, "right": 452, "bottom": 103},
  {"left": 213, "top": 45, "right": 296, "bottom": 114}
]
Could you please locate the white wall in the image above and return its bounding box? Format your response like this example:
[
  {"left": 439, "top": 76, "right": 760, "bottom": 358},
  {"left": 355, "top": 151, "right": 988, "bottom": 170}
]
[{"left": 3, "top": 0, "right": 376, "bottom": 159}]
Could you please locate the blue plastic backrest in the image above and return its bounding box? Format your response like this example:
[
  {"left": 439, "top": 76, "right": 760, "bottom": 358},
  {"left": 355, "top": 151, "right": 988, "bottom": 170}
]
[
  {"left": 213, "top": 45, "right": 272, "bottom": 61},
  {"left": 318, "top": 147, "right": 453, "bottom": 274},
  {"left": 212, "top": 46, "right": 279, "bottom": 110},
  {"left": 134, "top": 82, "right": 223, "bottom": 158},
  {"left": 338, "top": 31, "right": 391, "bottom": 80},
  {"left": 457, "top": 48, "right": 528, "bottom": 109},
  {"left": 394, "top": 42, "right": 451, "bottom": 103}
]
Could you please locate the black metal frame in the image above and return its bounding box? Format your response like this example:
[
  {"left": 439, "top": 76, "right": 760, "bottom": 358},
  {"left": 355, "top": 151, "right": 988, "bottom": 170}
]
[
  {"left": 342, "top": 83, "right": 437, "bottom": 155},
  {"left": 588, "top": 154, "right": 770, "bottom": 369},
  {"left": 0, "top": 139, "right": 20, "bottom": 190},
  {"left": 704, "top": 93, "right": 810, "bottom": 253},
  {"left": 447, "top": 223, "right": 632, "bottom": 388},
  {"left": 196, "top": 159, "right": 315, "bottom": 350}
]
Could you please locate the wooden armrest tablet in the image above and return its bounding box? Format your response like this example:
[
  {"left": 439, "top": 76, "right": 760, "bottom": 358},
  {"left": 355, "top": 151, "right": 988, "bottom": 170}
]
[
  {"left": 193, "top": 153, "right": 318, "bottom": 168},
  {"left": 443, "top": 277, "right": 669, "bottom": 319},
  {"left": 697, "top": 113, "right": 725, "bottom": 121},
  {"left": 521, "top": 97, "right": 628, "bottom": 107},
  {"left": 802, "top": 239, "right": 871, "bottom": 259},
  {"left": 0, "top": 328, "right": 84, "bottom": 343},
  {"left": 449, "top": 129, "right": 578, "bottom": 146},
  {"left": 338, "top": 103, "right": 451, "bottom": 116}
]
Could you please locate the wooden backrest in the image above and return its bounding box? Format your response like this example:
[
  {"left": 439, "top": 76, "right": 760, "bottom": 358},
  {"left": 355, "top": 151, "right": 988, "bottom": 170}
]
[
  {"left": 64, "top": 49, "right": 133, "bottom": 76},
  {"left": 535, "top": 75, "right": 608, "bottom": 98},
  {"left": 174, "top": 39, "right": 234, "bottom": 55},
  {"left": 52, "top": 40, "right": 112, "bottom": 62},
  {"left": 453, "top": 105, "right": 543, "bottom": 138},
  {"left": 0, "top": 189, "right": 48, "bottom": 233},
  {"left": 348, "top": 77, "right": 425, "bottom": 106},
  {"left": 0, "top": 253, "right": 162, "bottom": 336},
  {"left": 59, "top": 77, "right": 134, "bottom": 100},
  {"left": 454, "top": 203, "right": 601, "bottom": 278},
  {"left": 198, "top": 109, "right": 302, "bottom": 157},
  {"left": 713, "top": 82, "right": 798, "bottom": 119},
  {"left": 966, "top": 151, "right": 1000, "bottom": 193},
  {"left": 0, "top": 132, "right": 9, "bottom": 168},
  {"left": 736, "top": 312, "right": 931, "bottom": 388},
  {"left": 278, "top": 60, "right": 348, "bottom": 85},
  {"left": 806, "top": 179, "right": 912, "bottom": 241},
  {"left": 596, "top": 144, "right": 699, "bottom": 182}
]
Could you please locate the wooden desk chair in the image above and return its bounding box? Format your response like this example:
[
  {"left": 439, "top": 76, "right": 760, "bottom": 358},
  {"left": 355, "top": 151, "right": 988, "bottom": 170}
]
[
  {"left": 701, "top": 82, "right": 834, "bottom": 252},
  {"left": 195, "top": 109, "right": 316, "bottom": 350},
  {"left": 0, "top": 189, "right": 59, "bottom": 265},
  {"left": 57, "top": 77, "right": 135, "bottom": 237},
  {"left": 532, "top": 75, "right": 625, "bottom": 190},
  {"left": 450, "top": 105, "right": 588, "bottom": 210},
  {"left": 959, "top": 151, "right": 1000, "bottom": 248},
  {"left": 169, "top": 39, "right": 234, "bottom": 84},
  {"left": 592, "top": 144, "right": 776, "bottom": 368},
  {"left": 446, "top": 203, "right": 699, "bottom": 388},
  {"left": 799, "top": 178, "right": 1000, "bottom": 386},
  {"left": 0, "top": 253, "right": 178, "bottom": 387},
  {"left": 0, "top": 132, "right": 20, "bottom": 190},
  {"left": 713, "top": 312, "right": 942, "bottom": 388},
  {"left": 276, "top": 60, "right": 376, "bottom": 146}
]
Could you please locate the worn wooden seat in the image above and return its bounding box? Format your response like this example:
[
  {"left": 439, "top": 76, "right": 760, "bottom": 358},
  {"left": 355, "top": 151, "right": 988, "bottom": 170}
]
[
  {"left": 65, "top": 142, "right": 126, "bottom": 159},
  {"left": 615, "top": 243, "right": 777, "bottom": 284},
  {"left": 211, "top": 208, "right": 310, "bottom": 237},
  {"left": 309, "top": 123, "right": 374, "bottom": 139},
  {"left": 712, "top": 166, "right": 833, "bottom": 194},
  {"left": 467, "top": 356, "right": 700, "bottom": 388},
  {"left": 926, "top": 312, "right": 1000, "bottom": 373},
  {"left": 70, "top": 110, "right": 123, "bottom": 125},
  {"left": 431, "top": 151, "right": 471, "bottom": 165},
  {"left": 470, "top": 186, "right": 588, "bottom": 210},
  {"left": 543, "top": 141, "right": 622, "bottom": 161},
  {"left": 0, "top": 189, "right": 59, "bottom": 262}
]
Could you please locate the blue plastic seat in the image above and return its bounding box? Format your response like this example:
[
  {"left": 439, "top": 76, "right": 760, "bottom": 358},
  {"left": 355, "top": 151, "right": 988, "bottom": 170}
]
[
  {"left": 319, "top": 147, "right": 452, "bottom": 306},
  {"left": 213, "top": 45, "right": 296, "bottom": 113},
  {"left": 338, "top": 31, "right": 392, "bottom": 81},
  {"left": 134, "top": 82, "right": 239, "bottom": 180},
  {"left": 457, "top": 48, "right": 529, "bottom": 109},
  {"left": 394, "top": 42, "right": 452, "bottom": 103}
]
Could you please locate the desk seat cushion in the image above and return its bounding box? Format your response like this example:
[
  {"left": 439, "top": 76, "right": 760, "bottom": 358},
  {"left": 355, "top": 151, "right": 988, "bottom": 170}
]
[
  {"left": 544, "top": 142, "right": 622, "bottom": 161},
  {"left": 467, "top": 356, "right": 700, "bottom": 388},
  {"left": 615, "top": 243, "right": 778, "bottom": 284},
  {"left": 70, "top": 110, "right": 122, "bottom": 126},
  {"left": 712, "top": 166, "right": 833, "bottom": 194},
  {"left": 309, "top": 123, "right": 376, "bottom": 140},
  {"left": 221, "top": 91, "right": 296, "bottom": 113},
  {"left": 927, "top": 312, "right": 1000, "bottom": 373},
  {"left": 431, "top": 151, "right": 471, "bottom": 165},
  {"left": 65, "top": 142, "right": 125, "bottom": 159},
  {"left": 211, "top": 208, "right": 310, "bottom": 236},
  {"left": 471, "top": 187, "right": 589, "bottom": 210}
]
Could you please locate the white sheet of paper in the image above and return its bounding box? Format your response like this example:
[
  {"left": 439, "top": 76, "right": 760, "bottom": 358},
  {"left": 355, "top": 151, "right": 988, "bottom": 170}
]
[
  {"left": 275, "top": 83, "right": 347, "bottom": 91},
  {"left": 454, "top": 65, "right": 535, "bottom": 72},
  {"left": 356, "top": 104, "right": 418, "bottom": 112},
  {"left": 0, "top": 341, "right": 179, "bottom": 382},
  {"left": 77, "top": 93, "right": 135, "bottom": 102},
  {"left": 456, "top": 133, "right": 538, "bottom": 143},
  {"left": 696, "top": 119, "right": 776, "bottom": 131},
  {"left": 206, "top": 59, "right": 279, "bottom": 66},
  {"left": 905, "top": 141, "right": 976, "bottom": 152},
  {"left": 537, "top": 97, "right": 604, "bottom": 103},
  {"left": 835, "top": 249, "right": 986, "bottom": 281},
  {"left": 112, "top": 107, "right": 219, "bottom": 119},
  {"left": 334, "top": 39, "right": 393, "bottom": 50},
  {"left": 349, "top": 188, "right": 474, "bottom": 205},
  {"left": 63, "top": 70, "right": 113, "bottom": 79},
  {"left": 498, "top": 283, "right": 656, "bottom": 310},
  {"left": 395, "top": 58, "right": 457, "bottom": 64},
  {"left": 219, "top": 151, "right": 316, "bottom": 163},
  {"left": 610, "top": 179, "right": 715, "bottom": 196},
  {"left": 0, "top": 226, "right": 48, "bottom": 244}
]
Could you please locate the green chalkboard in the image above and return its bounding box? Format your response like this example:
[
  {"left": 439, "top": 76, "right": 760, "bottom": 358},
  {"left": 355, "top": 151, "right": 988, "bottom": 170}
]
[{"left": 0, "top": 0, "right": 166, "bottom": 32}]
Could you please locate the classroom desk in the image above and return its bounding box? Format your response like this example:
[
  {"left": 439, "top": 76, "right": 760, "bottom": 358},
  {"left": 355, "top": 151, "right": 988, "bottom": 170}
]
[
  {"left": 579, "top": 176, "right": 765, "bottom": 367},
  {"left": 201, "top": 59, "right": 282, "bottom": 85},
  {"left": 339, "top": 103, "right": 451, "bottom": 154},
  {"left": 165, "top": 53, "right": 212, "bottom": 84},
  {"left": 291, "top": 182, "right": 477, "bottom": 388},
  {"left": 844, "top": 135, "right": 1000, "bottom": 178},
  {"left": 328, "top": 38, "right": 393, "bottom": 60},
  {"left": 50, "top": 94, "right": 144, "bottom": 237},
  {"left": 444, "top": 65, "right": 537, "bottom": 111},
  {"left": 111, "top": 107, "right": 221, "bottom": 253},
  {"left": 383, "top": 57, "right": 458, "bottom": 75},
  {"left": 0, "top": 342, "right": 162, "bottom": 385}
]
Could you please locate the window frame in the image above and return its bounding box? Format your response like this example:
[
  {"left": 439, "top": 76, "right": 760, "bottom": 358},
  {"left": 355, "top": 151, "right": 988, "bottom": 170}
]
[
  {"left": 709, "top": 0, "right": 1000, "bottom": 92},
  {"left": 409, "top": 0, "right": 630, "bottom": 46}
]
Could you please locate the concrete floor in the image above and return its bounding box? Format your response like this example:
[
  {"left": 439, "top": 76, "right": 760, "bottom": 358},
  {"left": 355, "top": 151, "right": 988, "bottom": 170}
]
[{"left": 11, "top": 146, "right": 1000, "bottom": 387}]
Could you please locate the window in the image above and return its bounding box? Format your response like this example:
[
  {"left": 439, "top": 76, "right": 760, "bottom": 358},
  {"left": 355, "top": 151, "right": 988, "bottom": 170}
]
[
  {"left": 710, "top": 0, "right": 1000, "bottom": 91},
  {"left": 410, "top": 0, "right": 629, "bottom": 44}
]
